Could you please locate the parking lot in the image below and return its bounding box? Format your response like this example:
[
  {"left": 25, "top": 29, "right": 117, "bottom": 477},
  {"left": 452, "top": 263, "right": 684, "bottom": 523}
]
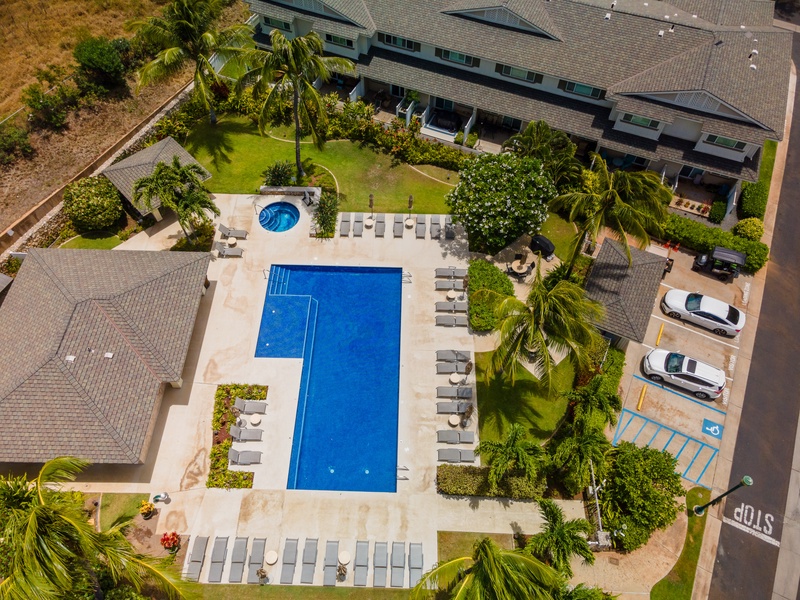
[{"left": 613, "top": 246, "right": 754, "bottom": 489}]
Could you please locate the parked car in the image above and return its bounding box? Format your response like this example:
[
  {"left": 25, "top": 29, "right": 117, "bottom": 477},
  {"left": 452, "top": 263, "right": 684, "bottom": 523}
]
[
  {"left": 642, "top": 349, "right": 726, "bottom": 400},
  {"left": 661, "top": 289, "right": 745, "bottom": 336}
]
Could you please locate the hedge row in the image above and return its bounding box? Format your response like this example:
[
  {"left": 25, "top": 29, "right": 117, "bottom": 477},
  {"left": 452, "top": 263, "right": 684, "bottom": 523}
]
[
  {"left": 436, "top": 464, "right": 545, "bottom": 499},
  {"left": 738, "top": 180, "right": 769, "bottom": 220},
  {"left": 467, "top": 259, "right": 514, "bottom": 331}
]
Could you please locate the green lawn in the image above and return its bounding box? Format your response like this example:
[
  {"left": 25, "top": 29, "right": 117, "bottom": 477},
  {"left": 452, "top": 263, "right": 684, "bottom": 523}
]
[
  {"left": 650, "top": 487, "right": 710, "bottom": 600},
  {"left": 183, "top": 584, "right": 408, "bottom": 599},
  {"left": 185, "top": 116, "right": 455, "bottom": 214},
  {"left": 539, "top": 212, "right": 576, "bottom": 261},
  {"left": 475, "top": 351, "right": 574, "bottom": 444},
  {"left": 60, "top": 231, "right": 122, "bottom": 250},
  {"left": 759, "top": 139, "right": 778, "bottom": 186},
  {"left": 437, "top": 531, "right": 514, "bottom": 562},
  {"left": 99, "top": 493, "right": 149, "bottom": 531}
]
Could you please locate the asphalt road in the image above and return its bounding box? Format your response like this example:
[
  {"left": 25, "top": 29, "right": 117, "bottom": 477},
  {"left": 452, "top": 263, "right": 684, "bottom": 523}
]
[{"left": 708, "top": 33, "right": 800, "bottom": 599}]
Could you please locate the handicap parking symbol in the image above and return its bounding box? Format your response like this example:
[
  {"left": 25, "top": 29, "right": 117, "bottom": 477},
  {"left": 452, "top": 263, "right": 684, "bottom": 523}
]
[{"left": 702, "top": 418, "right": 724, "bottom": 440}]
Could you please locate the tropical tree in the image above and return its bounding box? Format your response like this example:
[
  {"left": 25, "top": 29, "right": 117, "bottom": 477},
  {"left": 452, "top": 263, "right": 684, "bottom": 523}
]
[
  {"left": 550, "top": 152, "right": 671, "bottom": 274},
  {"left": 239, "top": 30, "right": 355, "bottom": 178},
  {"left": 129, "top": 0, "right": 254, "bottom": 124},
  {"left": 526, "top": 500, "right": 594, "bottom": 578},
  {"left": 0, "top": 457, "right": 182, "bottom": 600},
  {"left": 475, "top": 424, "right": 548, "bottom": 491},
  {"left": 410, "top": 537, "right": 562, "bottom": 600},
  {"left": 566, "top": 373, "right": 622, "bottom": 427},
  {"left": 502, "top": 120, "right": 582, "bottom": 191},
  {"left": 551, "top": 416, "right": 611, "bottom": 496}
]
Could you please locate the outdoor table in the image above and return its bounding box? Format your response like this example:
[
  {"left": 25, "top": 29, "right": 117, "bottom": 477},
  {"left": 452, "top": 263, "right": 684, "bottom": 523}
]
[
  {"left": 265, "top": 551, "right": 278, "bottom": 565},
  {"left": 250, "top": 414, "right": 262, "bottom": 426},
  {"left": 511, "top": 260, "right": 527, "bottom": 274},
  {"left": 338, "top": 550, "right": 351, "bottom": 565},
  {"left": 449, "top": 372, "right": 463, "bottom": 385},
  {"left": 446, "top": 290, "right": 458, "bottom": 301},
  {"left": 448, "top": 415, "right": 460, "bottom": 427},
  {"left": 227, "top": 237, "right": 237, "bottom": 248},
  {"left": 364, "top": 217, "right": 375, "bottom": 228},
  {"left": 405, "top": 218, "right": 415, "bottom": 228}
]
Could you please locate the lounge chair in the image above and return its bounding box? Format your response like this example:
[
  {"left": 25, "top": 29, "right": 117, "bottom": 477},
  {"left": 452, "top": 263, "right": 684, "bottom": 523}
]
[
  {"left": 219, "top": 224, "right": 248, "bottom": 239},
  {"left": 436, "top": 361, "right": 468, "bottom": 374},
  {"left": 416, "top": 214, "right": 426, "bottom": 239},
  {"left": 353, "top": 213, "right": 364, "bottom": 237},
  {"left": 409, "top": 544, "right": 423, "bottom": 587},
  {"left": 340, "top": 213, "right": 351, "bottom": 237},
  {"left": 215, "top": 243, "right": 244, "bottom": 258},
  {"left": 208, "top": 537, "right": 228, "bottom": 583},
  {"left": 438, "top": 448, "right": 476, "bottom": 463},
  {"left": 393, "top": 214, "right": 404, "bottom": 238},
  {"left": 281, "top": 539, "right": 298, "bottom": 584},
  {"left": 436, "top": 350, "right": 471, "bottom": 362},
  {"left": 435, "top": 267, "right": 468, "bottom": 278},
  {"left": 373, "top": 542, "right": 388, "bottom": 587},
  {"left": 437, "top": 430, "right": 476, "bottom": 444},
  {"left": 435, "top": 315, "right": 469, "bottom": 327},
  {"left": 247, "top": 538, "right": 266, "bottom": 584},
  {"left": 234, "top": 398, "right": 267, "bottom": 414},
  {"left": 229, "top": 537, "right": 247, "bottom": 583},
  {"left": 375, "top": 214, "right": 386, "bottom": 237},
  {"left": 228, "top": 448, "right": 262, "bottom": 465},
  {"left": 436, "top": 401, "right": 471, "bottom": 414},
  {"left": 302, "top": 191, "right": 315, "bottom": 206},
  {"left": 435, "top": 302, "right": 467, "bottom": 313},
  {"left": 229, "top": 425, "right": 262, "bottom": 442},
  {"left": 301, "top": 538, "right": 318, "bottom": 584},
  {"left": 391, "top": 542, "right": 405, "bottom": 588},
  {"left": 445, "top": 215, "right": 455, "bottom": 239},
  {"left": 354, "top": 540, "right": 369, "bottom": 587},
  {"left": 430, "top": 215, "right": 441, "bottom": 239},
  {"left": 323, "top": 541, "right": 338, "bottom": 586},
  {"left": 185, "top": 536, "right": 209, "bottom": 582},
  {"left": 437, "top": 386, "right": 472, "bottom": 399},
  {"left": 435, "top": 280, "right": 465, "bottom": 291}
]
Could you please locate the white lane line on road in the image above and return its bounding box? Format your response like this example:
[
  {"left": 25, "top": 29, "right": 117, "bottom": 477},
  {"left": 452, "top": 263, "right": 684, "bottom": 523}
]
[
  {"left": 650, "top": 315, "right": 740, "bottom": 350},
  {"left": 722, "top": 517, "right": 781, "bottom": 547}
]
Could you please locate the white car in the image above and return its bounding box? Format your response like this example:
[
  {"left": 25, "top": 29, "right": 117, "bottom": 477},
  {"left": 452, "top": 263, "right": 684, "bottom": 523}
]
[
  {"left": 661, "top": 290, "right": 745, "bottom": 337},
  {"left": 642, "top": 349, "right": 726, "bottom": 400}
]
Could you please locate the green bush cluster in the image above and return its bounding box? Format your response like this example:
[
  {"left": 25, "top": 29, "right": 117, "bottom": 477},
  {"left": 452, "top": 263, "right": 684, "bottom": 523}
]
[
  {"left": 211, "top": 383, "right": 268, "bottom": 431},
  {"left": 467, "top": 259, "right": 514, "bottom": 331},
  {"left": 207, "top": 440, "right": 254, "bottom": 489},
  {"left": 63, "top": 176, "right": 123, "bottom": 232},
  {"left": 436, "top": 464, "right": 545, "bottom": 499},
  {"left": 263, "top": 160, "right": 294, "bottom": 186},
  {"left": 314, "top": 191, "right": 339, "bottom": 237},
  {"left": 21, "top": 65, "right": 81, "bottom": 130},
  {"left": 170, "top": 220, "right": 215, "bottom": 252},
  {"left": 465, "top": 131, "right": 478, "bottom": 148},
  {"left": 0, "top": 257, "right": 21, "bottom": 277},
  {"left": 707, "top": 199, "right": 728, "bottom": 224},
  {"left": 74, "top": 36, "right": 126, "bottom": 92},
  {"left": 663, "top": 214, "right": 769, "bottom": 272},
  {"left": 738, "top": 181, "right": 769, "bottom": 220},
  {"left": 599, "top": 347, "right": 626, "bottom": 397},
  {"left": 0, "top": 124, "right": 33, "bottom": 165},
  {"left": 732, "top": 217, "right": 764, "bottom": 241}
]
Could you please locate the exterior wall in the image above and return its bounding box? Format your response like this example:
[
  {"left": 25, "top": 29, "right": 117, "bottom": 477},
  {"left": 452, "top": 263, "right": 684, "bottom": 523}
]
[
  {"left": 611, "top": 113, "right": 665, "bottom": 141},
  {"left": 693, "top": 137, "right": 758, "bottom": 162},
  {"left": 663, "top": 116, "right": 703, "bottom": 141}
]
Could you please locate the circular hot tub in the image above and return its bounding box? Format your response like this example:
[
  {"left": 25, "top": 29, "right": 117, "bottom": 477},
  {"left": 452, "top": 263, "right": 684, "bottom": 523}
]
[{"left": 259, "top": 202, "right": 300, "bottom": 232}]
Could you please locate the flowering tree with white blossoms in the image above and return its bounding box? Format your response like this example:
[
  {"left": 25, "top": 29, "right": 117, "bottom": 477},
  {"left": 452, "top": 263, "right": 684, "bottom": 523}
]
[{"left": 446, "top": 153, "right": 555, "bottom": 254}]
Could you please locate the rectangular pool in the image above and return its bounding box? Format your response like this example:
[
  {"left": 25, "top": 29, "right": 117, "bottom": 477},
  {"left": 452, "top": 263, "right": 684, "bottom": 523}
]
[{"left": 256, "top": 265, "right": 402, "bottom": 492}]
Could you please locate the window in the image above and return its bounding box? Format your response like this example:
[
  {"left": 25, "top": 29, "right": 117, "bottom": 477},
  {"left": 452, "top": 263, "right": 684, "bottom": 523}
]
[
  {"left": 440, "top": 49, "right": 474, "bottom": 66},
  {"left": 383, "top": 34, "right": 416, "bottom": 51},
  {"left": 666, "top": 353, "right": 685, "bottom": 373},
  {"left": 325, "top": 34, "right": 353, "bottom": 48},
  {"left": 501, "top": 116, "right": 522, "bottom": 130},
  {"left": 562, "top": 80, "right": 603, "bottom": 99},
  {"left": 390, "top": 84, "right": 405, "bottom": 98},
  {"left": 621, "top": 113, "right": 660, "bottom": 130},
  {"left": 497, "top": 64, "right": 543, "bottom": 84},
  {"left": 705, "top": 134, "right": 746, "bottom": 151},
  {"left": 434, "top": 97, "right": 454, "bottom": 111},
  {"left": 264, "top": 17, "right": 291, "bottom": 31}
]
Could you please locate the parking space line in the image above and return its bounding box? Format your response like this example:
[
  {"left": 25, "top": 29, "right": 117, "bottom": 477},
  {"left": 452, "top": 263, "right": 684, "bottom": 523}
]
[
  {"left": 632, "top": 419, "right": 649, "bottom": 444},
  {"left": 633, "top": 374, "right": 727, "bottom": 415},
  {"left": 647, "top": 425, "right": 664, "bottom": 446},
  {"left": 696, "top": 450, "right": 717, "bottom": 483},
  {"left": 660, "top": 282, "right": 676, "bottom": 289},
  {"left": 674, "top": 437, "right": 690, "bottom": 460},
  {"left": 615, "top": 412, "right": 637, "bottom": 443},
  {"left": 642, "top": 343, "right": 655, "bottom": 350},
  {"left": 650, "top": 315, "right": 740, "bottom": 350}
]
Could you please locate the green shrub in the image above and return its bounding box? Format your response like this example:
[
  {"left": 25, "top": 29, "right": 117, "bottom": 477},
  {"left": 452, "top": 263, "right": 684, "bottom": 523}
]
[
  {"left": 437, "top": 464, "right": 545, "bottom": 499},
  {"left": 733, "top": 217, "right": 764, "bottom": 241},
  {"left": 74, "top": 36, "right": 125, "bottom": 90},
  {"left": 465, "top": 131, "right": 478, "bottom": 148},
  {"left": 467, "top": 259, "right": 514, "bottom": 331},
  {"left": 207, "top": 440, "right": 254, "bottom": 489},
  {"left": 314, "top": 191, "right": 339, "bottom": 237},
  {"left": 599, "top": 347, "right": 626, "bottom": 397},
  {"left": 454, "top": 131, "right": 464, "bottom": 145},
  {"left": 707, "top": 199, "right": 728, "bottom": 224},
  {"left": 63, "top": 176, "right": 123, "bottom": 232},
  {"left": 21, "top": 65, "right": 80, "bottom": 130},
  {"left": 170, "top": 221, "right": 215, "bottom": 252},
  {"left": 0, "top": 123, "right": 33, "bottom": 165},
  {"left": 739, "top": 180, "right": 769, "bottom": 220},
  {"left": 662, "top": 214, "right": 769, "bottom": 272},
  {"left": 0, "top": 257, "right": 21, "bottom": 277},
  {"left": 262, "top": 160, "right": 294, "bottom": 186}
]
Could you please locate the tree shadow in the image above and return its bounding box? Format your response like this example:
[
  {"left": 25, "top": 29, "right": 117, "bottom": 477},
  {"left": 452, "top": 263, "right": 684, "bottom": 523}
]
[{"left": 185, "top": 119, "right": 250, "bottom": 173}]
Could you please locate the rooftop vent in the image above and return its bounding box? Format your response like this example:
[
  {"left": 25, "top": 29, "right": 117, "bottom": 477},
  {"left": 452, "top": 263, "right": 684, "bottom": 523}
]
[
  {"left": 669, "top": 24, "right": 675, "bottom": 32},
  {"left": 605, "top": 12, "right": 611, "bottom": 20},
  {"left": 611, "top": 0, "right": 616, "bottom": 8},
  {"left": 65, "top": 355, "right": 76, "bottom": 363},
  {"left": 751, "top": 49, "right": 758, "bottom": 55},
  {"left": 104, "top": 352, "right": 114, "bottom": 359},
  {"left": 750, "top": 64, "right": 757, "bottom": 70},
  {"left": 658, "top": 30, "right": 664, "bottom": 37}
]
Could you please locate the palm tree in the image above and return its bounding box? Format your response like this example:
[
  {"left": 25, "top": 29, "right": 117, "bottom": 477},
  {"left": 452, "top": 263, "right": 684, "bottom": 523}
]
[
  {"left": 0, "top": 457, "right": 182, "bottom": 600},
  {"left": 410, "top": 537, "right": 562, "bottom": 600},
  {"left": 503, "top": 120, "right": 582, "bottom": 190},
  {"left": 566, "top": 374, "right": 622, "bottom": 427},
  {"left": 550, "top": 152, "right": 671, "bottom": 275},
  {"left": 129, "top": 0, "right": 254, "bottom": 124},
  {"left": 551, "top": 416, "right": 611, "bottom": 495},
  {"left": 239, "top": 30, "right": 355, "bottom": 178},
  {"left": 483, "top": 262, "right": 603, "bottom": 386},
  {"left": 475, "top": 424, "right": 547, "bottom": 491},
  {"left": 526, "top": 500, "right": 595, "bottom": 578}
]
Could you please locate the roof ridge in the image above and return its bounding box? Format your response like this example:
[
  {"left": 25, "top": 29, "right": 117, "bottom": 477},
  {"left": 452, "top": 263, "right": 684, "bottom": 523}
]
[
  {"left": 608, "top": 38, "right": 712, "bottom": 93},
  {"left": 26, "top": 249, "right": 78, "bottom": 305}
]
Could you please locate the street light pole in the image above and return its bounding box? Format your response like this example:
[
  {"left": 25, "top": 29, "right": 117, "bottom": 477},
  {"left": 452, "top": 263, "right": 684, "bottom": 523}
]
[{"left": 693, "top": 475, "right": 753, "bottom": 516}]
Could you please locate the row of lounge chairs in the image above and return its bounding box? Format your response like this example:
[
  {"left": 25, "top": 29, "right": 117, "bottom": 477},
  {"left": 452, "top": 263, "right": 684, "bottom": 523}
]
[
  {"left": 186, "top": 536, "right": 268, "bottom": 584},
  {"left": 234, "top": 397, "right": 267, "bottom": 414},
  {"left": 435, "top": 348, "right": 477, "bottom": 461},
  {"left": 228, "top": 397, "right": 268, "bottom": 465},
  {"left": 215, "top": 224, "right": 248, "bottom": 258},
  {"left": 338, "top": 213, "right": 456, "bottom": 239}
]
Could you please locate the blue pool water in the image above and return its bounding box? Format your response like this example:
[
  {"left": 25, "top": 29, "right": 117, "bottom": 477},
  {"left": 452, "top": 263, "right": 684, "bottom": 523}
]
[
  {"left": 259, "top": 202, "right": 300, "bottom": 232},
  {"left": 256, "top": 265, "right": 402, "bottom": 492}
]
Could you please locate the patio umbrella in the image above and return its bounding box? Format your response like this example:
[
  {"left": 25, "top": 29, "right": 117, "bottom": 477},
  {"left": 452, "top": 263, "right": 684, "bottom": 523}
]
[{"left": 369, "top": 193, "right": 374, "bottom": 217}]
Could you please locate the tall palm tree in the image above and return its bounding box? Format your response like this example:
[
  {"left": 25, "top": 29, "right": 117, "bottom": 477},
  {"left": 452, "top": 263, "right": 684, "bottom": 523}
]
[
  {"left": 239, "top": 30, "right": 355, "bottom": 178},
  {"left": 503, "top": 120, "right": 582, "bottom": 190},
  {"left": 410, "top": 537, "right": 562, "bottom": 600},
  {"left": 482, "top": 262, "right": 603, "bottom": 386},
  {"left": 550, "top": 152, "right": 671, "bottom": 275},
  {"left": 566, "top": 374, "right": 622, "bottom": 427},
  {"left": 475, "top": 424, "right": 548, "bottom": 491},
  {"left": 129, "top": 0, "right": 254, "bottom": 124},
  {"left": 551, "top": 416, "right": 611, "bottom": 495},
  {"left": 0, "top": 457, "right": 182, "bottom": 600},
  {"left": 526, "top": 500, "right": 595, "bottom": 578}
]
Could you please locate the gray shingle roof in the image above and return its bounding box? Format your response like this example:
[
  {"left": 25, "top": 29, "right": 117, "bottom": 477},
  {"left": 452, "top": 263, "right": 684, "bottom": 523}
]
[
  {"left": 584, "top": 240, "right": 666, "bottom": 342},
  {"left": 102, "top": 137, "right": 210, "bottom": 215},
  {"left": 441, "top": 0, "right": 562, "bottom": 40},
  {"left": 0, "top": 249, "right": 210, "bottom": 464},
  {"left": 249, "top": 0, "right": 371, "bottom": 38}
]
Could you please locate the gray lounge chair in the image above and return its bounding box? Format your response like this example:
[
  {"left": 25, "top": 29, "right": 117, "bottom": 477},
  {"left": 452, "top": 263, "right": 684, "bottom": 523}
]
[
  {"left": 340, "top": 213, "right": 351, "bottom": 236},
  {"left": 436, "top": 315, "right": 469, "bottom": 327},
  {"left": 301, "top": 538, "right": 318, "bottom": 584},
  {"left": 323, "top": 541, "right": 338, "bottom": 586},
  {"left": 435, "top": 280, "right": 465, "bottom": 291},
  {"left": 208, "top": 537, "right": 228, "bottom": 583},
  {"left": 437, "top": 386, "right": 472, "bottom": 399},
  {"left": 430, "top": 215, "right": 441, "bottom": 239},
  {"left": 228, "top": 448, "right": 262, "bottom": 465},
  {"left": 229, "top": 425, "right": 262, "bottom": 442},
  {"left": 219, "top": 224, "right": 248, "bottom": 239},
  {"left": 185, "top": 536, "right": 209, "bottom": 582},
  {"left": 436, "top": 350, "right": 471, "bottom": 362},
  {"left": 281, "top": 539, "right": 298, "bottom": 584},
  {"left": 354, "top": 540, "right": 369, "bottom": 587},
  {"left": 416, "top": 214, "right": 426, "bottom": 239},
  {"left": 409, "top": 544, "right": 423, "bottom": 587},
  {"left": 393, "top": 214, "right": 404, "bottom": 238},
  {"left": 436, "top": 361, "right": 468, "bottom": 374},
  {"left": 234, "top": 398, "right": 267, "bottom": 414},
  {"left": 435, "top": 301, "right": 468, "bottom": 312},
  {"left": 436, "top": 401, "right": 471, "bottom": 414},
  {"left": 373, "top": 542, "right": 388, "bottom": 587},
  {"left": 302, "top": 191, "right": 315, "bottom": 206},
  {"left": 437, "top": 430, "right": 475, "bottom": 444},
  {"left": 438, "top": 448, "right": 476, "bottom": 463},
  {"left": 375, "top": 214, "right": 386, "bottom": 237},
  {"left": 353, "top": 213, "right": 364, "bottom": 237},
  {"left": 247, "top": 538, "right": 266, "bottom": 584},
  {"left": 215, "top": 242, "right": 244, "bottom": 258},
  {"left": 445, "top": 215, "right": 455, "bottom": 239},
  {"left": 435, "top": 267, "right": 468, "bottom": 278},
  {"left": 229, "top": 537, "right": 247, "bottom": 583},
  {"left": 391, "top": 542, "right": 405, "bottom": 588}
]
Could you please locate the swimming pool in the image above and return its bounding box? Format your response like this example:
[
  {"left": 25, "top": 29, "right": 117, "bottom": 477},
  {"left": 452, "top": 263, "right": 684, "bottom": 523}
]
[
  {"left": 259, "top": 202, "right": 300, "bottom": 232},
  {"left": 256, "top": 265, "right": 402, "bottom": 492}
]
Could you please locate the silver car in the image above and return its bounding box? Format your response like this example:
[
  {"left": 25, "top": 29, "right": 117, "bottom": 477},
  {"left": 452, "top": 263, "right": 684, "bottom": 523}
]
[
  {"left": 661, "top": 289, "right": 745, "bottom": 337},
  {"left": 642, "top": 349, "right": 726, "bottom": 400}
]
